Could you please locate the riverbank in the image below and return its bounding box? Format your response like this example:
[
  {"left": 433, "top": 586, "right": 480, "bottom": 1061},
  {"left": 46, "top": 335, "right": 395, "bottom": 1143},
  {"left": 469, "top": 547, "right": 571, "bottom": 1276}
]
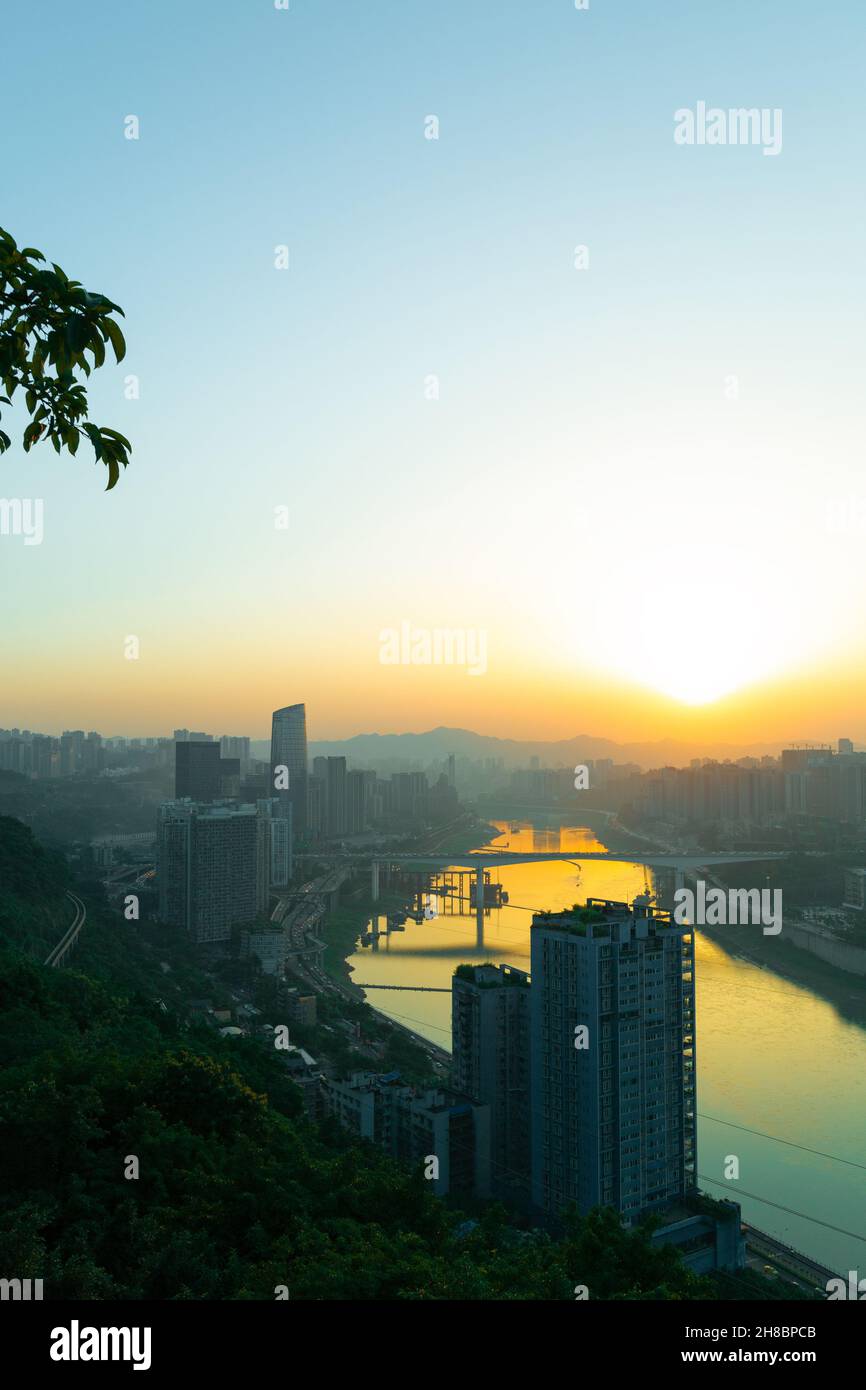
[
  {"left": 657, "top": 859, "right": 866, "bottom": 1026},
  {"left": 320, "top": 888, "right": 407, "bottom": 996},
  {"left": 427, "top": 816, "right": 502, "bottom": 856},
  {"left": 697, "top": 918, "right": 866, "bottom": 1026},
  {"left": 317, "top": 890, "right": 452, "bottom": 1072}
]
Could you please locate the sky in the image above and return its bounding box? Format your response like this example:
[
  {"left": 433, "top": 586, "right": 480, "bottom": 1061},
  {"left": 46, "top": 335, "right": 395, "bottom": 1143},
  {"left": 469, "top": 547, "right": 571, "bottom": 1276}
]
[{"left": 2, "top": 0, "right": 866, "bottom": 746}]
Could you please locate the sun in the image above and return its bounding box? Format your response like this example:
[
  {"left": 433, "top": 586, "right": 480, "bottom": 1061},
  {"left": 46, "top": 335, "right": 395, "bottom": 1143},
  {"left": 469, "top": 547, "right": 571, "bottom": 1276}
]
[
  {"left": 644, "top": 667, "right": 749, "bottom": 707},
  {"left": 631, "top": 575, "right": 781, "bottom": 705},
  {"left": 540, "top": 521, "right": 831, "bottom": 713},
  {"left": 581, "top": 566, "right": 789, "bottom": 708}
]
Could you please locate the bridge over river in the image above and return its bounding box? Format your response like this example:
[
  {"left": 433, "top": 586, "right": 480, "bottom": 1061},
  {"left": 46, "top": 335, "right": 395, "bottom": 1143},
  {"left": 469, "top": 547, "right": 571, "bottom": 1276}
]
[{"left": 324, "top": 848, "right": 789, "bottom": 942}]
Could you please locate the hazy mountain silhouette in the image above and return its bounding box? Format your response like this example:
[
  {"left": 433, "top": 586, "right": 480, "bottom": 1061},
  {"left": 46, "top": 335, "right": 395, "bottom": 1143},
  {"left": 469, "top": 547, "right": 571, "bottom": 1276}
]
[{"left": 269, "top": 726, "right": 791, "bottom": 771}]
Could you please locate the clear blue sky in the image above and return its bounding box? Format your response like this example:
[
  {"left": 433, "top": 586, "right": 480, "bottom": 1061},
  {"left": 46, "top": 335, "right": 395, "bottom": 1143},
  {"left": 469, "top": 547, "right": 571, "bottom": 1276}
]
[{"left": 2, "top": 1, "right": 865, "bottom": 740}]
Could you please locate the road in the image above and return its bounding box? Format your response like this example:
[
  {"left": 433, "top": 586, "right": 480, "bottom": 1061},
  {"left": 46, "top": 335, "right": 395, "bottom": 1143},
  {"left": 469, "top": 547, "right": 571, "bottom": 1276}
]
[
  {"left": 742, "top": 1222, "right": 839, "bottom": 1295},
  {"left": 44, "top": 891, "right": 87, "bottom": 968}
]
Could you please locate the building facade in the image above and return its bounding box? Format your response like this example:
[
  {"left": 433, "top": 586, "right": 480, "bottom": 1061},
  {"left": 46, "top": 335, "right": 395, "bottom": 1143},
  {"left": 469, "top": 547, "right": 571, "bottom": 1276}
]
[
  {"left": 175, "top": 739, "right": 240, "bottom": 802},
  {"left": 157, "top": 801, "right": 260, "bottom": 943},
  {"left": 529, "top": 896, "right": 696, "bottom": 1222},
  {"left": 451, "top": 963, "right": 531, "bottom": 1200},
  {"left": 270, "top": 703, "right": 308, "bottom": 835}
]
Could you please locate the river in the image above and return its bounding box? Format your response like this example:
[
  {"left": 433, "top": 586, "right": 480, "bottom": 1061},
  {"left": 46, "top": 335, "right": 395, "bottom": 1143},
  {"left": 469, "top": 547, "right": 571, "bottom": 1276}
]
[{"left": 346, "top": 816, "right": 866, "bottom": 1276}]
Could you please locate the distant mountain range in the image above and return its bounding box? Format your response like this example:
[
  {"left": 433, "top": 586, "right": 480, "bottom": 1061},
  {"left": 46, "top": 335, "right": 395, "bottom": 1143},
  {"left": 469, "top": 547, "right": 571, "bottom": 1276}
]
[{"left": 249, "top": 726, "right": 790, "bottom": 772}]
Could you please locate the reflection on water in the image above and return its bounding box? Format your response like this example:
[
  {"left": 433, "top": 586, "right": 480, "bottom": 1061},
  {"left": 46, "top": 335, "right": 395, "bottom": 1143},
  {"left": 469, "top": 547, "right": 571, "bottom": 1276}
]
[
  {"left": 532, "top": 825, "right": 561, "bottom": 852},
  {"left": 346, "top": 819, "right": 866, "bottom": 1275}
]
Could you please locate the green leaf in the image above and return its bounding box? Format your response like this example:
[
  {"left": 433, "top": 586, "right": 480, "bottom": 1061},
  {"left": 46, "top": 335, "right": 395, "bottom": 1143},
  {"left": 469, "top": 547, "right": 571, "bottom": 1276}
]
[
  {"left": 99, "top": 426, "right": 132, "bottom": 448},
  {"left": 89, "top": 333, "right": 105, "bottom": 369},
  {"left": 83, "top": 422, "right": 103, "bottom": 460},
  {"left": 22, "top": 420, "right": 42, "bottom": 450},
  {"left": 103, "top": 318, "right": 126, "bottom": 363},
  {"left": 65, "top": 316, "right": 90, "bottom": 352},
  {"left": 0, "top": 227, "right": 132, "bottom": 485}
]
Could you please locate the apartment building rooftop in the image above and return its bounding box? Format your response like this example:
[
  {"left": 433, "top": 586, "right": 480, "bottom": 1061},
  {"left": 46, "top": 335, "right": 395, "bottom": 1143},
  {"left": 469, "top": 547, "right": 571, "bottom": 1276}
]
[
  {"left": 532, "top": 895, "right": 686, "bottom": 938},
  {"left": 454, "top": 963, "right": 530, "bottom": 988}
]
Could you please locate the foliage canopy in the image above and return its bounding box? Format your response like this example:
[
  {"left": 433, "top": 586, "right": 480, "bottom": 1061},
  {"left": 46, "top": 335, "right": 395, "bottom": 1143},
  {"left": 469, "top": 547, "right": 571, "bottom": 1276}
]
[{"left": 0, "top": 228, "right": 131, "bottom": 489}]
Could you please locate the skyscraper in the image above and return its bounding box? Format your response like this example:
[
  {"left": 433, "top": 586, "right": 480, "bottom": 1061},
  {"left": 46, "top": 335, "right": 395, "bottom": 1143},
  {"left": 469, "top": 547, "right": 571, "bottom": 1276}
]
[
  {"left": 82, "top": 731, "right": 103, "bottom": 774},
  {"left": 306, "top": 772, "right": 324, "bottom": 837},
  {"left": 346, "top": 769, "right": 374, "bottom": 835},
  {"left": 220, "top": 735, "right": 251, "bottom": 762},
  {"left": 175, "top": 740, "right": 239, "bottom": 801},
  {"left": 60, "top": 729, "right": 85, "bottom": 776},
  {"left": 157, "top": 801, "right": 260, "bottom": 943},
  {"left": 451, "top": 963, "right": 531, "bottom": 1200},
  {"left": 254, "top": 801, "right": 272, "bottom": 914},
  {"left": 530, "top": 896, "right": 696, "bottom": 1222},
  {"left": 324, "top": 756, "right": 347, "bottom": 837},
  {"left": 270, "top": 703, "right": 308, "bottom": 835},
  {"left": 257, "top": 796, "right": 292, "bottom": 887}
]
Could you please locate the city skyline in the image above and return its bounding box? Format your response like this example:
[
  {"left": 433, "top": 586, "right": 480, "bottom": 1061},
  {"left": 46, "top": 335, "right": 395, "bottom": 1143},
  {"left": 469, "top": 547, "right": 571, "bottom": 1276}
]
[
  {"left": 7, "top": 640, "right": 866, "bottom": 747},
  {"left": 4, "top": 711, "right": 866, "bottom": 773}
]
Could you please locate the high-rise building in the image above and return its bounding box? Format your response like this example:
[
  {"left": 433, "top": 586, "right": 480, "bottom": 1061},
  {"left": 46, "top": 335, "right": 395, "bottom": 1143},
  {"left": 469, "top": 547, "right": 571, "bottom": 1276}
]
[
  {"left": 390, "top": 770, "right": 429, "bottom": 823},
  {"left": 324, "top": 756, "right": 347, "bottom": 837},
  {"left": 781, "top": 745, "right": 832, "bottom": 772},
  {"left": 176, "top": 741, "right": 219, "bottom": 799},
  {"left": 175, "top": 741, "right": 239, "bottom": 801},
  {"left": 82, "top": 731, "right": 103, "bottom": 774},
  {"left": 270, "top": 816, "right": 291, "bottom": 886},
  {"left": 31, "top": 734, "right": 54, "bottom": 778},
  {"left": 254, "top": 801, "right": 272, "bottom": 914},
  {"left": 307, "top": 773, "right": 324, "bottom": 837},
  {"left": 451, "top": 963, "right": 531, "bottom": 1200},
  {"left": 157, "top": 801, "right": 259, "bottom": 943},
  {"left": 221, "top": 735, "right": 251, "bottom": 762},
  {"left": 430, "top": 772, "right": 459, "bottom": 821},
  {"left": 346, "top": 769, "right": 374, "bottom": 835},
  {"left": 839, "top": 737, "right": 855, "bottom": 755},
  {"left": 220, "top": 759, "right": 241, "bottom": 798},
  {"left": 60, "top": 729, "right": 85, "bottom": 776},
  {"left": 530, "top": 896, "right": 696, "bottom": 1222},
  {"left": 270, "top": 703, "right": 308, "bottom": 835}
]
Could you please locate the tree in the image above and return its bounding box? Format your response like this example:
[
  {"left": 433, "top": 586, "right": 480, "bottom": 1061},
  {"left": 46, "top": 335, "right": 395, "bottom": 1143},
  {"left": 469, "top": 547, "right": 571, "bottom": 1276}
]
[{"left": 0, "top": 227, "right": 131, "bottom": 489}]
